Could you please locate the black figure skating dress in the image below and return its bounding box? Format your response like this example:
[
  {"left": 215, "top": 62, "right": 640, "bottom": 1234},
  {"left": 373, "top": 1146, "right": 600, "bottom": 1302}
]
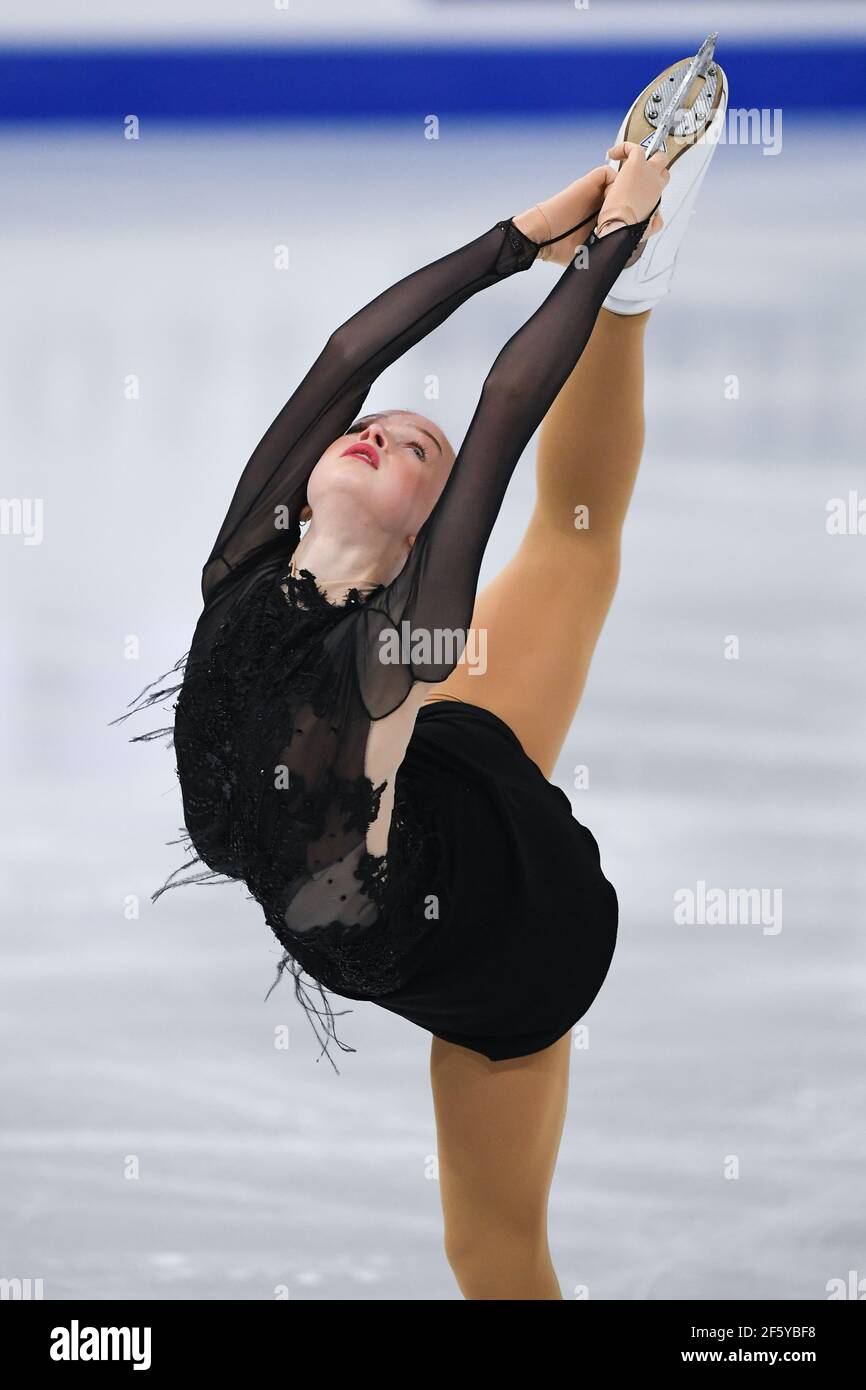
[{"left": 117, "top": 209, "right": 652, "bottom": 1070}]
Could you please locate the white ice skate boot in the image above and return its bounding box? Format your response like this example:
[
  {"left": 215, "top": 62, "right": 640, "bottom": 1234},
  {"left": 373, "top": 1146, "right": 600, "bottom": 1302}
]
[{"left": 603, "top": 33, "right": 728, "bottom": 316}]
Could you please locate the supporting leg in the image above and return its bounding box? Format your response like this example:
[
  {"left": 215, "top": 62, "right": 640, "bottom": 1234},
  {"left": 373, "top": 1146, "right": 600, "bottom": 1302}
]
[{"left": 430, "top": 1031, "right": 572, "bottom": 1300}]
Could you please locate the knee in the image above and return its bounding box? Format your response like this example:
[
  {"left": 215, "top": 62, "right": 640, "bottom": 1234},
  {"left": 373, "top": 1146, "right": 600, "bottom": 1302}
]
[
  {"left": 523, "top": 518, "right": 622, "bottom": 595},
  {"left": 566, "top": 533, "right": 622, "bottom": 596},
  {"left": 443, "top": 1217, "right": 552, "bottom": 1299}
]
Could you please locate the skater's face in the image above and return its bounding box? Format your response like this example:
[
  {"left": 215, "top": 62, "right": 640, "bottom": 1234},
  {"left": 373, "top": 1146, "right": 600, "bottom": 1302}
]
[{"left": 308, "top": 411, "right": 455, "bottom": 542}]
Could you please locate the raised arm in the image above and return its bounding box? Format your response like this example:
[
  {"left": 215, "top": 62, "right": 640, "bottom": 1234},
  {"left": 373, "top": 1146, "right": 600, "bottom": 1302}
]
[
  {"left": 200, "top": 218, "right": 543, "bottom": 605},
  {"left": 354, "top": 209, "right": 658, "bottom": 719}
]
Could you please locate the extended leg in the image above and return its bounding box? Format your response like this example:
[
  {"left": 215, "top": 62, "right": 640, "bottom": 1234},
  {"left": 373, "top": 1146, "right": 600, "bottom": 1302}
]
[
  {"left": 430, "top": 1031, "right": 572, "bottom": 1300},
  {"left": 423, "top": 306, "right": 651, "bottom": 777}
]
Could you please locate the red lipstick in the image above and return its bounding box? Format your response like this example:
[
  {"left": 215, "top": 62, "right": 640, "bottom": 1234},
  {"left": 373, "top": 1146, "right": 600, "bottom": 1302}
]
[{"left": 341, "top": 443, "right": 379, "bottom": 469}]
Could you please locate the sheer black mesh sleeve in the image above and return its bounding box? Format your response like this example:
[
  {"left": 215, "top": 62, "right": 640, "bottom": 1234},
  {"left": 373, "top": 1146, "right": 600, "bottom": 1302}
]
[
  {"left": 199, "top": 218, "right": 541, "bottom": 609},
  {"left": 353, "top": 216, "right": 652, "bottom": 719}
]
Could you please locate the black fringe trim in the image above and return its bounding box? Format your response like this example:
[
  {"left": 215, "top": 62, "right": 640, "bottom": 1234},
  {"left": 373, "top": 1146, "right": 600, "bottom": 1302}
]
[{"left": 108, "top": 648, "right": 355, "bottom": 1075}]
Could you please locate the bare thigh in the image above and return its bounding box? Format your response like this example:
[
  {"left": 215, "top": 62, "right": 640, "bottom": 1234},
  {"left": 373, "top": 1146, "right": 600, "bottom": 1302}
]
[
  {"left": 422, "top": 512, "right": 620, "bottom": 779},
  {"left": 430, "top": 1030, "right": 572, "bottom": 1296}
]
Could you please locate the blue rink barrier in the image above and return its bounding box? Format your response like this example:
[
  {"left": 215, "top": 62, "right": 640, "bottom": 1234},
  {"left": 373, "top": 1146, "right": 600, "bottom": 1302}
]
[{"left": 0, "top": 42, "right": 864, "bottom": 122}]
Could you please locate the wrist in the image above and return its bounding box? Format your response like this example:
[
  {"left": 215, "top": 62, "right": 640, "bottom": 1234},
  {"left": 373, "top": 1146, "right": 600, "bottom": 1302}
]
[
  {"left": 595, "top": 202, "right": 639, "bottom": 238},
  {"left": 512, "top": 204, "right": 552, "bottom": 248},
  {"left": 596, "top": 217, "right": 628, "bottom": 237}
]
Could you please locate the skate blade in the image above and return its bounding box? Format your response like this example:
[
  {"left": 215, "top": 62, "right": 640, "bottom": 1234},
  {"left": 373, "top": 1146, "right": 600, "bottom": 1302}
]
[{"left": 615, "top": 44, "right": 724, "bottom": 173}]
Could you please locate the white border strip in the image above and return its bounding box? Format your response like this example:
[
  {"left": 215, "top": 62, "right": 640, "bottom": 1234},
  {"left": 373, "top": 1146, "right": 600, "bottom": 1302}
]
[{"left": 1, "top": 0, "right": 865, "bottom": 45}]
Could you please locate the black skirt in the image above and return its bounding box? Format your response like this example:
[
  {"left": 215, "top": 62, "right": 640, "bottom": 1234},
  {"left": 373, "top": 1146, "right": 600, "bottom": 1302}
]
[{"left": 367, "top": 698, "right": 619, "bottom": 1062}]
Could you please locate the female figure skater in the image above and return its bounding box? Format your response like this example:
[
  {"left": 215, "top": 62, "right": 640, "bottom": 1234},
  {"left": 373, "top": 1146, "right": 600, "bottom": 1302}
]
[{"left": 117, "top": 48, "right": 727, "bottom": 1299}]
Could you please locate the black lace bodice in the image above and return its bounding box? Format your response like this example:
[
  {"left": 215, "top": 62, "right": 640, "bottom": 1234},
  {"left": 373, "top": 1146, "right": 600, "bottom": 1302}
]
[{"left": 113, "top": 209, "right": 651, "bottom": 1070}]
